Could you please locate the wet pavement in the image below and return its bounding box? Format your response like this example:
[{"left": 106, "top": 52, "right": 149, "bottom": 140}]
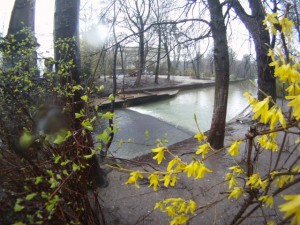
[{"left": 106, "top": 109, "right": 192, "bottom": 159}]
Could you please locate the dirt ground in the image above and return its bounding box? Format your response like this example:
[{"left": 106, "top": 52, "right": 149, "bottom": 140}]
[{"left": 96, "top": 76, "right": 300, "bottom": 225}]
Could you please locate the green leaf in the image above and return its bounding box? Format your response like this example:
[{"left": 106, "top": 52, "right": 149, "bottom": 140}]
[
  {"left": 83, "top": 149, "right": 96, "bottom": 159},
  {"left": 19, "top": 130, "right": 34, "bottom": 149},
  {"left": 54, "top": 155, "right": 61, "bottom": 164},
  {"left": 72, "top": 162, "right": 80, "bottom": 172},
  {"left": 81, "top": 120, "right": 93, "bottom": 131},
  {"left": 80, "top": 95, "right": 88, "bottom": 102},
  {"left": 75, "top": 112, "right": 84, "bottom": 118},
  {"left": 145, "top": 130, "right": 149, "bottom": 140},
  {"left": 26, "top": 193, "right": 37, "bottom": 201},
  {"left": 108, "top": 94, "right": 115, "bottom": 101},
  {"left": 54, "top": 130, "right": 72, "bottom": 145},
  {"left": 35, "top": 176, "right": 43, "bottom": 185},
  {"left": 14, "top": 199, "right": 24, "bottom": 212},
  {"left": 96, "top": 85, "right": 105, "bottom": 91},
  {"left": 99, "top": 112, "right": 114, "bottom": 120},
  {"left": 95, "top": 130, "right": 110, "bottom": 144},
  {"left": 61, "top": 160, "right": 70, "bottom": 166},
  {"left": 12, "top": 222, "right": 26, "bottom": 225}
]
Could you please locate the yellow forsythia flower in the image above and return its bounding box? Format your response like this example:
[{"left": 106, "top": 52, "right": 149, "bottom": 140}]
[
  {"left": 229, "top": 177, "right": 237, "bottom": 189},
  {"left": 246, "top": 173, "right": 266, "bottom": 189},
  {"left": 228, "top": 187, "right": 244, "bottom": 200},
  {"left": 280, "top": 17, "right": 295, "bottom": 35},
  {"left": 170, "top": 215, "right": 189, "bottom": 225},
  {"left": 167, "top": 156, "right": 180, "bottom": 172},
  {"left": 286, "top": 83, "right": 300, "bottom": 96},
  {"left": 275, "top": 175, "right": 294, "bottom": 188},
  {"left": 229, "top": 165, "right": 245, "bottom": 175},
  {"left": 163, "top": 174, "right": 178, "bottom": 187},
  {"left": 152, "top": 147, "right": 166, "bottom": 164},
  {"left": 286, "top": 95, "right": 300, "bottom": 120},
  {"left": 228, "top": 141, "right": 242, "bottom": 156},
  {"left": 125, "top": 171, "right": 143, "bottom": 188},
  {"left": 195, "top": 143, "right": 211, "bottom": 158},
  {"left": 267, "top": 221, "right": 277, "bottom": 225},
  {"left": 148, "top": 173, "right": 160, "bottom": 191},
  {"left": 195, "top": 162, "right": 212, "bottom": 179},
  {"left": 279, "top": 195, "right": 300, "bottom": 225},
  {"left": 194, "top": 132, "right": 207, "bottom": 142},
  {"left": 252, "top": 97, "right": 270, "bottom": 123},
  {"left": 259, "top": 195, "right": 274, "bottom": 208},
  {"left": 258, "top": 134, "right": 278, "bottom": 151},
  {"left": 184, "top": 161, "right": 212, "bottom": 179}
]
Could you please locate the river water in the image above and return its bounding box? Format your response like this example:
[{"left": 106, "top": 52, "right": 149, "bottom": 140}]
[{"left": 129, "top": 80, "right": 257, "bottom": 134}]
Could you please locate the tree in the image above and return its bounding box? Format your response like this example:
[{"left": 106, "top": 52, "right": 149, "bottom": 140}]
[
  {"left": 231, "top": 0, "right": 276, "bottom": 101},
  {"left": 7, "top": 0, "right": 36, "bottom": 38},
  {"left": 121, "top": 0, "right": 152, "bottom": 86},
  {"left": 207, "top": 0, "right": 230, "bottom": 149}
]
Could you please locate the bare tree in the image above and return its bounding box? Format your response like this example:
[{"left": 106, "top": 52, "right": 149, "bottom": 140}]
[
  {"left": 121, "top": 0, "right": 152, "bottom": 86},
  {"left": 231, "top": 0, "right": 276, "bottom": 101},
  {"left": 207, "top": 0, "right": 230, "bottom": 149}
]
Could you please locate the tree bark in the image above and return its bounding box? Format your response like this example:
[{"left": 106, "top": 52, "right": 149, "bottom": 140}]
[
  {"left": 207, "top": 0, "right": 230, "bottom": 149},
  {"left": 8, "top": 0, "right": 36, "bottom": 37},
  {"left": 154, "top": 25, "right": 161, "bottom": 84},
  {"left": 231, "top": 0, "right": 276, "bottom": 101}
]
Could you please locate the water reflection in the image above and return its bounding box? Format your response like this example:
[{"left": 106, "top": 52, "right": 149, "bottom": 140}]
[{"left": 130, "top": 81, "right": 256, "bottom": 133}]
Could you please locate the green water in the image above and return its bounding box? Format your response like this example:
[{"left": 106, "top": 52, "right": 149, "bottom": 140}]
[{"left": 129, "top": 81, "right": 256, "bottom": 133}]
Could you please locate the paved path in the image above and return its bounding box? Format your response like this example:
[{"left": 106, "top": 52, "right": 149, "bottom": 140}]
[{"left": 106, "top": 109, "right": 192, "bottom": 159}]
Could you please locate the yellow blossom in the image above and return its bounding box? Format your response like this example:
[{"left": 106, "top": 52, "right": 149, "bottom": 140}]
[
  {"left": 148, "top": 173, "right": 160, "bottom": 191},
  {"left": 229, "top": 177, "right": 237, "bottom": 189},
  {"left": 228, "top": 141, "right": 242, "bottom": 156},
  {"left": 279, "top": 195, "right": 300, "bottom": 225},
  {"left": 264, "top": 13, "right": 279, "bottom": 25},
  {"left": 184, "top": 161, "right": 198, "bottom": 178},
  {"left": 244, "top": 91, "right": 258, "bottom": 105},
  {"left": 229, "top": 165, "right": 245, "bottom": 175},
  {"left": 195, "top": 162, "right": 212, "bottom": 179},
  {"left": 195, "top": 143, "right": 211, "bottom": 158},
  {"left": 286, "top": 95, "right": 300, "bottom": 120},
  {"left": 259, "top": 195, "right": 274, "bottom": 208},
  {"left": 246, "top": 173, "right": 265, "bottom": 189},
  {"left": 152, "top": 147, "right": 166, "bottom": 164},
  {"left": 275, "top": 175, "right": 294, "bottom": 188},
  {"left": 185, "top": 200, "right": 197, "bottom": 214},
  {"left": 228, "top": 187, "right": 244, "bottom": 200},
  {"left": 167, "top": 156, "right": 180, "bottom": 172},
  {"left": 258, "top": 134, "right": 278, "bottom": 151},
  {"left": 125, "top": 171, "right": 143, "bottom": 188},
  {"left": 252, "top": 97, "right": 270, "bottom": 123},
  {"left": 267, "top": 221, "right": 277, "bottom": 225},
  {"left": 267, "top": 106, "right": 286, "bottom": 130},
  {"left": 170, "top": 215, "right": 189, "bottom": 225},
  {"left": 163, "top": 174, "right": 178, "bottom": 187},
  {"left": 279, "top": 17, "right": 295, "bottom": 35},
  {"left": 286, "top": 83, "right": 300, "bottom": 96},
  {"left": 194, "top": 132, "right": 207, "bottom": 142}
]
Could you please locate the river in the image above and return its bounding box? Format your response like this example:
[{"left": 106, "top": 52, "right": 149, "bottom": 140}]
[{"left": 129, "top": 80, "right": 257, "bottom": 134}]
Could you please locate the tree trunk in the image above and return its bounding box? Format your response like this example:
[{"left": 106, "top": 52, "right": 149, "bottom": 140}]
[
  {"left": 54, "top": 0, "right": 107, "bottom": 192},
  {"left": 231, "top": 0, "right": 276, "bottom": 101},
  {"left": 8, "top": 0, "right": 36, "bottom": 38},
  {"left": 162, "top": 32, "right": 172, "bottom": 80},
  {"left": 154, "top": 25, "right": 161, "bottom": 84},
  {"left": 135, "top": 28, "right": 145, "bottom": 86},
  {"left": 207, "top": 0, "right": 230, "bottom": 149}
]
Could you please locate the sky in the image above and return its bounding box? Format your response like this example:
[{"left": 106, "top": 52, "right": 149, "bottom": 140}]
[{"left": 0, "top": 0, "right": 254, "bottom": 60}]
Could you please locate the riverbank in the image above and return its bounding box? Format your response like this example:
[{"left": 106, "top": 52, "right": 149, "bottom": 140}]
[
  {"left": 98, "top": 114, "right": 255, "bottom": 225},
  {"left": 95, "top": 77, "right": 257, "bottom": 225}
]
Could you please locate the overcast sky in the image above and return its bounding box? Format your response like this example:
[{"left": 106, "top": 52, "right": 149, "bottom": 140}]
[{"left": 0, "top": 0, "right": 254, "bottom": 60}]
